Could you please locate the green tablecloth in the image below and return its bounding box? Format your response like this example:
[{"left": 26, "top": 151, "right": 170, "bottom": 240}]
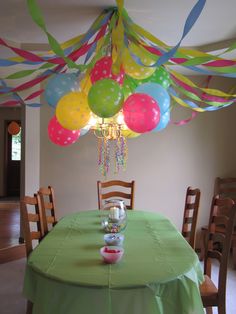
[{"left": 23, "top": 210, "right": 204, "bottom": 314}]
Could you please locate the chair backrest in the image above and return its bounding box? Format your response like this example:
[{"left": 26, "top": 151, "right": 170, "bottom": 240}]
[
  {"left": 181, "top": 186, "right": 201, "bottom": 249},
  {"left": 38, "top": 186, "right": 57, "bottom": 235},
  {"left": 204, "top": 195, "right": 235, "bottom": 305},
  {"left": 20, "top": 194, "right": 44, "bottom": 257},
  {"left": 97, "top": 180, "right": 135, "bottom": 210},
  {"left": 214, "top": 177, "right": 236, "bottom": 203}
]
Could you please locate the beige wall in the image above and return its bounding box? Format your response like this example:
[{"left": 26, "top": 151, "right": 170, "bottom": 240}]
[
  {"left": 24, "top": 106, "right": 40, "bottom": 196},
  {"left": 40, "top": 81, "right": 236, "bottom": 248},
  {"left": 0, "top": 107, "right": 21, "bottom": 196},
  {"left": 40, "top": 77, "right": 236, "bottom": 246}
]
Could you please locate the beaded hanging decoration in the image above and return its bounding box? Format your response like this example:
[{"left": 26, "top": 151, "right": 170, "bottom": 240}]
[{"left": 98, "top": 135, "right": 127, "bottom": 176}]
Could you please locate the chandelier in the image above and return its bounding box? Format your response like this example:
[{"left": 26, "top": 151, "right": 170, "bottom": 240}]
[
  {"left": 0, "top": 0, "right": 236, "bottom": 176},
  {"left": 89, "top": 113, "right": 128, "bottom": 176}
]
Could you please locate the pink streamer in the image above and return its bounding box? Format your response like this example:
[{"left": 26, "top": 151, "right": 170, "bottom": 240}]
[
  {"left": 171, "top": 111, "right": 198, "bottom": 126},
  {"left": 171, "top": 73, "right": 232, "bottom": 103}
]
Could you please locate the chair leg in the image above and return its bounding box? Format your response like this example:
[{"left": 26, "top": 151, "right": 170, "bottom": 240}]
[
  {"left": 199, "top": 229, "right": 207, "bottom": 261},
  {"left": 26, "top": 300, "right": 33, "bottom": 314},
  {"left": 218, "top": 302, "right": 226, "bottom": 314},
  {"left": 232, "top": 238, "right": 236, "bottom": 270},
  {"left": 205, "top": 307, "right": 213, "bottom": 314}
]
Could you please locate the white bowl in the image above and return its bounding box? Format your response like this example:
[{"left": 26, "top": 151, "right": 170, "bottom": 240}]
[
  {"left": 100, "top": 246, "right": 124, "bottom": 264},
  {"left": 104, "top": 233, "right": 124, "bottom": 246}
]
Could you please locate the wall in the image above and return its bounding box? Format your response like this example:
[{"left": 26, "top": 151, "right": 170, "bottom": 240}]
[
  {"left": 40, "top": 77, "right": 236, "bottom": 246},
  {"left": 0, "top": 107, "right": 21, "bottom": 196},
  {"left": 24, "top": 106, "right": 40, "bottom": 196}
]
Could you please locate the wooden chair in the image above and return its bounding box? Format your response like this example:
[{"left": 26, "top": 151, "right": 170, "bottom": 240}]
[
  {"left": 181, "top": 186, "right": 201, "bottom": 250},
  {"left": 21, "top": 194, "right": 45, "bottom": 314},
  {"left": 97, "top": 180, "right": 135, "bottom": 210},
  {"left": 38, "top": 186, "right": 57, "bottom": 235},
  {"left": 20, "top": 194, "right": 44, "bottom": 258},
  {"left": 200, "top": 196, "right": 236, "bottom": 314},
  {"left": 200, "top": 177, "right": 236, "bottom": 268}
]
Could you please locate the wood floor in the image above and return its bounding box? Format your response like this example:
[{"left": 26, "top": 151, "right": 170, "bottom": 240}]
[{"left": 0, "top": 202, "right": 26, "bottom": 263}]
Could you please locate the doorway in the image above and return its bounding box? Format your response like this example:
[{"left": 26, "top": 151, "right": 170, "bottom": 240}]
[{"left": 4, "top": 120, "right": 21, "bottom": 198}]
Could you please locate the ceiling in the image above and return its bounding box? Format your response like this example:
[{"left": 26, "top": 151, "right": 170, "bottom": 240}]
[{"left": 1, "top": 0, "right": 236, "bottom": 49}]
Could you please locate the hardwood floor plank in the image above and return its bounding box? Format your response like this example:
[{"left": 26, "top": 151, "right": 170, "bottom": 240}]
[{"left": 0, "top": 204, "right": 23, "bottom": 261}]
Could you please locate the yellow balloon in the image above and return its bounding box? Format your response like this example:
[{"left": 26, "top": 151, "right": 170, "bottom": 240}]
[
  {"left": 80, "top": 76, "right": 92, "bottom": 95},
  {"left": 56, "top": 92, "right": 91, "bottom": 130},
  {"left": 122, "top": 129, "right": 141, "bottom": 138},
  {"left": 122, "top": 43, "right": 156, "bottom": 79}
]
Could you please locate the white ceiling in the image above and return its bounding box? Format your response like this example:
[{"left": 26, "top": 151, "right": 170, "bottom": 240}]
[{"left": 1, "top": 0, "right": 236, "bottom": 49}]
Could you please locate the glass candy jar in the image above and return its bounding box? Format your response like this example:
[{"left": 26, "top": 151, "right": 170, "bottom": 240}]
[{"left": 102, "top": 199, "right": 127, "bottom": 233}]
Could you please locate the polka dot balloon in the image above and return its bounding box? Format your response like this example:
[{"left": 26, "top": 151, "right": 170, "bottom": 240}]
[
  {"left": 135, "top": 83, "right": 170, "bottom": 114},
  {"left": 137, "top": 66, "right": 171, "bottom": 89},
  {"left": 48, "top": 116, "right": 80, "bottom": 146},
  {"left": 44, "top": 73, "right": 79, "bottom": 108},
  {"left": 123, "top": 93, "right": 160, "bottom": 133},
  {"left": 122, "top": 75, "right": 138, "bottom": 100},
  {"left": 56, "top": 91, "right": 91, "bottom": 130},
  {"left": 88, "top": 78, "right": 124, "bottom": 118},
  {"left": 122, "top": 43, "right": 157, "bottom": 80},
  {"left": 90, "top": 56, "right": 124, "bottom": 85}
]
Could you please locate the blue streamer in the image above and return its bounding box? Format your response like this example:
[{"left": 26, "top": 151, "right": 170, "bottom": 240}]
[
  {"left": 84, "top": 41, "right": 97, "bottom": 64},
  {"left": 157, "top": 0, "right": 206, "bottom": 66}
]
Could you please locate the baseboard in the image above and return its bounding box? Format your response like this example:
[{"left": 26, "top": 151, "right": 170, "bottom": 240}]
[{"left": 0, "top": 244, "right": 26, "bottom": 264}]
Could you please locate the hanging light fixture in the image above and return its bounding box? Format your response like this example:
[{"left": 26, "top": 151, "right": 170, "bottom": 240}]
[{"left": 89, "top": 112, "right": 128, "bottom": 176}]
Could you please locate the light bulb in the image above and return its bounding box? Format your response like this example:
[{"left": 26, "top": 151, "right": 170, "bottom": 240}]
[{"left": 116, "top": 112, "right": 124, "bottom": 125}]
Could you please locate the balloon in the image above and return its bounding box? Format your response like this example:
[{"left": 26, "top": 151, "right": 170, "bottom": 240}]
[
  {"left": 123, "top": 93, "right": 160, "bottom": 133},
  {"left": 44, "top": 73, "right": 79, "bottom": 108},
  {"left": 90, "top": 56, "right": 124, "bottom": 85},
  {"left": 8, "top": 121, "right": 20, "bottom": 135},
  {"left": 153, "top": 111, "right": 170, "bottom": 132},
  {"left": 135, "top": 83, "right": 170, "bottom": 114},
  {"left": 122, "top": 43, "right": 156, "bottom": 80},
  {"left": 122, "top": 129, "right": 141, "bottom": 138},
  {"left": 48, "top": 116, "right": 80, "bottom": 146},
  {"left": 137, "top": 66, "right": 171, "bottom": 89},
  {"left": 56, "top": 91, "right": 91, "bottom": 130},
  {"left": 88, "top": 79, "right": 124, "bottom": 118},
  {"left": 122, "top": 75, "right": 138, "bottom": 100}
]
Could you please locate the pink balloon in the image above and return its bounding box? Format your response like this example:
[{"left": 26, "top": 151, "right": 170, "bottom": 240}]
[
  {"left": 123, "top": 93, "right": 160, "bottom": 133},
  {"left": 48, "top": 116, "right": 80, "bottom": 146},
  {"left": 90, "top": 56, "right": 124, "bottom": 85}
]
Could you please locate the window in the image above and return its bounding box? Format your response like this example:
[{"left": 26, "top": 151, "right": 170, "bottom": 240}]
[{"left": 11, "top": 128, "right": 21, "bottom": 160}]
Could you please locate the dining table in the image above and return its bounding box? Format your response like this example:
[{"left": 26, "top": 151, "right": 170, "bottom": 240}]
[{"left": 23, "top": 209, "right": 204, "bottom": 314}]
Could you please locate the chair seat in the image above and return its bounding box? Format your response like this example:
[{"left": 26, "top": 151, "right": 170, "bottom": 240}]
[{"left": 200, "top": 275, "right": 218, "bottom": 306}]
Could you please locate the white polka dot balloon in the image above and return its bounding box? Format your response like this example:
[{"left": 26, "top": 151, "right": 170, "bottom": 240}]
[
  {"left": 48, "top": 116, "right": 80, "bottom": 146},
  {"left": 90, "top": 56, "right": 124, "bottom": 85},
  {"left": 123, "top": 93, "right": 160, "bottom": 133}
]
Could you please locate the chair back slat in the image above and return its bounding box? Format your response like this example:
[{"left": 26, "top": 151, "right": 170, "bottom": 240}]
[
  {"left": 97, "top": 180, "right": 135, "bottom": 210},
  {"left": 181, "top": 186, "right": 201, "bottom": 249},
  {"left": 31, "top": 231, "right": 42, "bottom": 240},
  {"left": 101, "top": 191, "right": 132, "bottom": 200},
  {"left": 28, "top": 213, "right": 40, "bottom": 222}
]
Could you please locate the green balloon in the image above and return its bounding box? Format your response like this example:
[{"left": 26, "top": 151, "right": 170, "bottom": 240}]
[
  {"left": 88, "top": 79, "right": 124, "bottom": 118},
  {"left": 135, "top": 66, "right": 171, "bottom": 89},
  {"left": 122, "top": 75, "right": 138, "bottom": 100}
]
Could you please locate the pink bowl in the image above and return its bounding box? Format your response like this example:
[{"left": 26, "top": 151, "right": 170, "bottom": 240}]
[{"left": 100, "top": 246, "right": 124, "bottom": 264}]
